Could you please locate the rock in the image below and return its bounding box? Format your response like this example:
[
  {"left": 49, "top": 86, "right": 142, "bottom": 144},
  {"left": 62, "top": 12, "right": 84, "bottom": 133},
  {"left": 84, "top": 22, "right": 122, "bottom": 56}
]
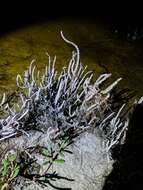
[{"left": 12, "top": 130, "right": 113, "bottom": 190}]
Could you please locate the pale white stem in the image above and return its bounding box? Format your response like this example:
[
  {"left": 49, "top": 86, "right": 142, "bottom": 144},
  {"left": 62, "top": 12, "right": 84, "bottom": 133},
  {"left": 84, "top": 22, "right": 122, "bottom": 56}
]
[
  {"left": 0, "top": 93, "right": 6, "bottom": 106},
  {"left": 31, "top": 65, "right": 36, "bottom": 83},
  {"left": 35, "top": 87, "right": 42, "bottom": 101},
  {"left": 99, "top": 112, "right": 115, "bottom": 129},
  {"left": 74, "top": 71, "right": 92, "bottom": 94},
  {"left": 17, "top": 109, "right": 29, "bottom": 121},
  {"left": 86, "top": 103, "right": 98, "bottom": 112},
  {"left": 67, "top": 57, "right": 73, "bottom": 79},
  {"left": 95, "top": 73, "right": 111, "bottom": 87},
  {"left": 24, "top": 70, "right": 29, "bottom": 86},
  {"left": 61, "top": 31, "right": 80, "bottom": 75},
  {"left": 51, "top": 56, "right": 56, "bottom": 79},
  {"left": 6, "top": 104, "right": 15, "bottom": 115},
  {"left": 89, "top": 116, "right": 98, "bottom": 125},
  {"left": 45, "top": 52, "right": 51, "bottom": 76},
  {"left": 29, "top": 59, "right": 36, "bottom": 75},
  {"left": 20, "top": 93, "right": 25, "bottom": 105},
  {"left": 16, "top": 74, "right": 25, "bottom": 89},
  {"left": 101, "top": 78, "right": 122, "bottom": 94},
  {"left": 138, "top": 96, "right": 143, "bottom": 104},
  {"left": 0, "top": 132, "right": 17, "bottom": 142},
  {"left": 55, "top": 79, "right": 63, "bottom": 105}
]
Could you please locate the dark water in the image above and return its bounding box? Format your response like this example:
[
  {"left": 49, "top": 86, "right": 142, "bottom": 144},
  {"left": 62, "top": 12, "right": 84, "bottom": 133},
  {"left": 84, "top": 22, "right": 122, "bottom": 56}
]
[{"left": 0, "top": 18, "right": 143, "bottom": 98}]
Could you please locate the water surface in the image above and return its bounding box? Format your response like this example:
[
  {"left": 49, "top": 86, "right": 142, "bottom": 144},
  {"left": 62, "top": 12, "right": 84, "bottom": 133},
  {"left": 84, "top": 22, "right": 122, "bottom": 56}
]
[{"left": 0, "top": 19, "right": 143, "bottom": 99}]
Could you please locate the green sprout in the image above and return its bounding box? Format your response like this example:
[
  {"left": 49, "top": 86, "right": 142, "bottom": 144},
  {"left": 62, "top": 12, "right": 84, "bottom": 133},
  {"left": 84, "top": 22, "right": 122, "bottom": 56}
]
[
  {"left": 41, "top": 137, "right": 72, "bottom": 175},
  {"left": 0, "top": 153, "right": 20, "bottom": 190}
]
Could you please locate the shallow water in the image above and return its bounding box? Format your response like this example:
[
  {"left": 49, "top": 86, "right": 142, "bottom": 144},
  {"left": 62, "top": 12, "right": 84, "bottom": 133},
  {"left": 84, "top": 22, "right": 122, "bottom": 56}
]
[{"left": 0, "top": 19, "right": 143, "bottom": 99}]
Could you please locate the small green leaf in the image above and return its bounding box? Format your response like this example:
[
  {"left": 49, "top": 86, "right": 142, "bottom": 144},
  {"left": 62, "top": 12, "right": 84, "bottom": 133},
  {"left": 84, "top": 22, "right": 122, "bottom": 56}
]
[
  {"left": 2, "top": 159, "right": 9, "bottom": 169},
  {"left": 54, "top": 159, "right": 65, "bottom": 164},
  {"left": 1, "top": 168, "right": 8, "bottom": 176},
  {"left": 42, "top": 149, "right": 50, "bottom": 156},
  {"left": 11, "top": 166, "right": 20, "bottom": 179},
  {"left": 59, "top": 151, "right": 65, "bottom": 157}
]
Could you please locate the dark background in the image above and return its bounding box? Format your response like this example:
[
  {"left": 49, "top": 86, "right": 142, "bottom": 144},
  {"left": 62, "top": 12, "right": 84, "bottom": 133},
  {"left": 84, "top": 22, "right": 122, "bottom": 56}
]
[{"left": 0, "top": 1, "right": 143, "bottom": 36}]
